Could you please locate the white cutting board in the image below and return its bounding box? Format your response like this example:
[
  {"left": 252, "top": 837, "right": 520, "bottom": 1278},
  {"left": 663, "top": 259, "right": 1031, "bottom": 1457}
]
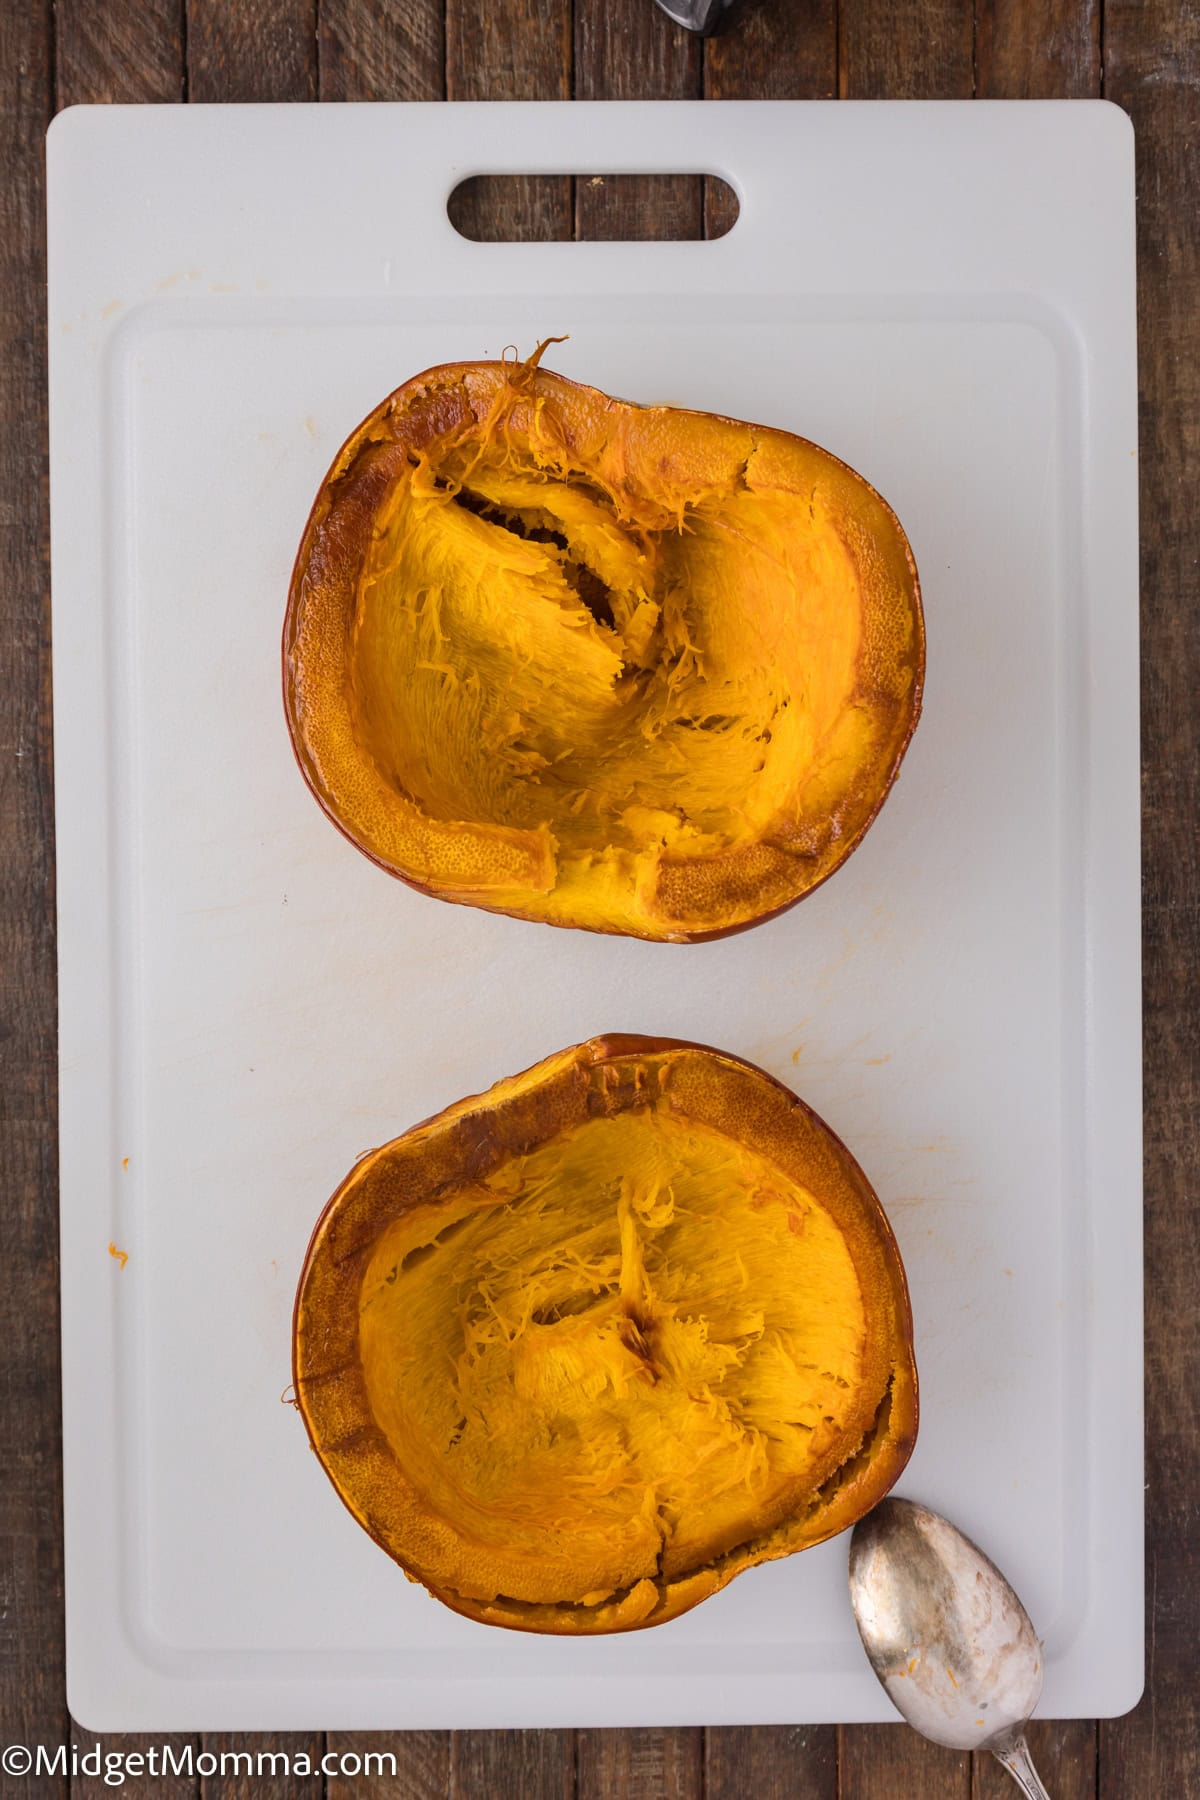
[{"left": 48, "top": 100, "right": 1142, "bottom": 1731}]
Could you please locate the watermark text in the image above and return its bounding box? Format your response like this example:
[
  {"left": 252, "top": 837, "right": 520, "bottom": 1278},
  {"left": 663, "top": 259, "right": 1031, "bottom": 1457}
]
[{"left": 2, "top": 1743, "right": 396, "bottom": 1785}]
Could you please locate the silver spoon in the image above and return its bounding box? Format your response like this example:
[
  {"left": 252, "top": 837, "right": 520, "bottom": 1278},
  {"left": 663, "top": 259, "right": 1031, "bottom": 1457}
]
[{"left": 849, "top": 1497, "right": 1052, "bottom": 1799}]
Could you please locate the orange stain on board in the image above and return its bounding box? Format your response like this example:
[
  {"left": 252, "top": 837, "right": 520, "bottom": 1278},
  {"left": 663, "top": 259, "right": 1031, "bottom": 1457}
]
[
  {"left": 108, "top": 1243, "right": 129, "bottom": 1270},
  {"left": 865, "top": 1054, "right": 892, "bottom": 1066},
  {"left": 946, "top": 1667, "right": 959, "bottom": 1689},
  {"left": 121, "top": 1156, "right": 129, "bottom": 1171},
  {"left": 791, "top": 1046, "right": 804, "bottom": 1064}
]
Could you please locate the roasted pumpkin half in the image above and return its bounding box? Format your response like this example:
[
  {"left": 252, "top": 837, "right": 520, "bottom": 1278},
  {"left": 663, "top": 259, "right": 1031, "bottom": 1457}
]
[
  {"left": 293, "top": 1035, "right": 918, "bottom": 1633},
  {"left": 284, "top": 351, "right": 924, "bottom": 941}
]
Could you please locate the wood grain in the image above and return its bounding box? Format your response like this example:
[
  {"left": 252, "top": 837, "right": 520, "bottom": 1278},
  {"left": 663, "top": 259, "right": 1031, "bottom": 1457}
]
[
  {"left": 839, "top": 1725, "right": 971, "bottom": 1797},
  {"left": 187, "top": 0, "right": 318, "bottom": 102},
  {"left": 574, "top": 0, "right": 702, "bottom": 241},
  {"left": 67, "top": 1728, "right": 198, "bottom": 1800},
  {"left": 198, "top": 1733, "right": 324, "bottom": 1799},
  {"left": 577, "top": 1727, "right": 701, "bottom": 1799},
  {"left": 449, "top": 1729, "right": 575, "bottom": 1799},
  {"left": 975, "top": 0, "right": 1100, "bottom": 96},
  {"left": 446, "top": 0, "right": 571, "bottom": 242},
  {"left": 971, "top": 1719, "right": 1097, "bottom": 1797},
  {"left": 2, "top": 0, "right": 70, "bottom": 1793},
  {"left": 705, "top": 0, "right": 835, "bottom": 98},
  {"left": 327, "top": 1733, "right": 450, "bottom": 1800},
  {"left": 1100, "top": 8, "right": 1200, "bottom": 1794},
  {"left": 838, "top": 0, "right": 973, "bottom": 98},
  {"left": 707, "top": 1724, "right": 836, "bottom": 1798},
  {"left": 56, "top": 0, "right": 185, "bottom": 103},
  {"left": 319, "top": 0, "right": 443, "bottom": 101}
]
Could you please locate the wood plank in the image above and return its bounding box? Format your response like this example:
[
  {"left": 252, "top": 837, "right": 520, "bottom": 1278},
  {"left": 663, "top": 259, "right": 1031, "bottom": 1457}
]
[
  {"left": 56, "top": 0, "right": 185, "bottom": 104},
  {"left": 838, "top": 0, "right": 973, "bottom": 98},
  {"left": 1100, "top": 8, "right": 1200, "bottom": 1795},
  {"left": 704, "top": 0, "right": 835, "bottom": 98},
  {"left": 971, "top": 1720, "right": 1096, "bottom": 1797},
  {"left": 574, "top": 0, "right": 702, "bottom": 241},
  {"left": 201, "top": 1742, "right": 303, "bottom": 1799},
  {"left": 1, "top": 1, "right": 68, "bottom": 1793},
  {"left": 327, "top": 1733, "right": 450, "bottom": 1800},
  {"left": 187, "top": 0, "right": 318, "bottom": 102},
  {"left": 449, "top": 1729, "right": 574, "bottom": 1799},
  {"left": 706, "top": 1724, "right": 836, "bottom": 1799},
  {"left": 838, "top": 1725, "right": 970, "bottom": 1798},
  {"left": 445, "top": 0, "right": 571, "bottom": 243},
  {"left": 199, "top": 1734, "right": 324, "bottom": 1799},
  {"left": 319, "top": 0, "right": 443, "bottom": 102},
  {"left": 975, "top": 0, "right": 1100, "bottom": 96},
  {"left": 577, "top": 1726, "right": 701, "bottom": 1799},
  {"left": 65, "top": 1731, "right": 197, "bottom": 1798},
  {"left": 446, "top": 0, "right": 570, "bottom": 97},
  {"left": 703, "top": 0, "right": 836, "bottom": 234}
]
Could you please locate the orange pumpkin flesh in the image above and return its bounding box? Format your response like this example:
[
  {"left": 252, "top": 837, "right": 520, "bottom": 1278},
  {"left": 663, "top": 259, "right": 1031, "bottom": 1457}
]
[
  {"left": 284, "top": 355, "right": 924, "bottom": 941},
  {"left": 293, "top": 1036, "right": 918, "bottom": 1633}
]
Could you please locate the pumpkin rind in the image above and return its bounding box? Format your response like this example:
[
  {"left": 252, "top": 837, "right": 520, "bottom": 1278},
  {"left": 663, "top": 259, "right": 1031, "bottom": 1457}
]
[
  {"left": 283, "top": 359, "right": 924, "bottom": 941},
  {"left": 293, "top": 1036, "right": 918, "bottom": 1633}
]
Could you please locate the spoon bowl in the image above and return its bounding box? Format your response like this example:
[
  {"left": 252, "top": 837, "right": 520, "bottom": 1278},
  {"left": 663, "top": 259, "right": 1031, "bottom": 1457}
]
[{"left": 849, "top": 1497, "right": 1052, "bottom": 1798}]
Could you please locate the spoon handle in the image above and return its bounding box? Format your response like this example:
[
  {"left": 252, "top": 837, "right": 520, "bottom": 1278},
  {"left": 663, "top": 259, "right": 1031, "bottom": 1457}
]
[{"left": 992, "top": 1735, "right": 1052, "bottom": 1799}]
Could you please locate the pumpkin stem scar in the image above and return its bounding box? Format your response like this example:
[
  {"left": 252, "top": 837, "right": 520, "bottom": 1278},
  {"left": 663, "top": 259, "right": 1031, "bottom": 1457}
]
[{"left": 107, "top": 1242, "right": 129, "bottom": 1270}]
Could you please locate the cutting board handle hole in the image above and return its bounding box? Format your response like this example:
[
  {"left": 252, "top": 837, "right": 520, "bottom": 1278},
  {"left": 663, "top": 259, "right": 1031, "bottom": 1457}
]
[{"left": 448, "top": 175, "right": 739, "bottom": 242}]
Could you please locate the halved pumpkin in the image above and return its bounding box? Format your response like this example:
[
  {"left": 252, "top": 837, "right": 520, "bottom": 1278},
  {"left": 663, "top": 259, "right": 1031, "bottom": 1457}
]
[
  {"left": 293, "top": 1035, "right": 918, "bottom": 1633},
  {"left": 283, "top": 351, "right": 923, "bottom": 941}
]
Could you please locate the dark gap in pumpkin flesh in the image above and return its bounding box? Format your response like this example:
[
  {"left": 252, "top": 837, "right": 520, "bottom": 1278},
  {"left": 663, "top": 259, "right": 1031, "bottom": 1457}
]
[{"left": 454, "top": 485, "right": 618, "bottom": 631}]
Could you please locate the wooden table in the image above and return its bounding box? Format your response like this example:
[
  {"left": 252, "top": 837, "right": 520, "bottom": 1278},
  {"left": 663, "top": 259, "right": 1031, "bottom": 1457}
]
[{"left": 2, "top": 2, "right": 1195, "bottom": 1793}]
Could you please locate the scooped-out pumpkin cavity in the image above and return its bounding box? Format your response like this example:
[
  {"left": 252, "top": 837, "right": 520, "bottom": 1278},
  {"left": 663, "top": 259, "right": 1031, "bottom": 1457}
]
[
  {"left": 285, "top": 353, "right": 924, "bottom": 940},
  {"left": 360, "top": 1108, "right": 869, "bottom": 1601},
  {"left": 293, "top": 1036, "right": 918, "bottom": 1634}
]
